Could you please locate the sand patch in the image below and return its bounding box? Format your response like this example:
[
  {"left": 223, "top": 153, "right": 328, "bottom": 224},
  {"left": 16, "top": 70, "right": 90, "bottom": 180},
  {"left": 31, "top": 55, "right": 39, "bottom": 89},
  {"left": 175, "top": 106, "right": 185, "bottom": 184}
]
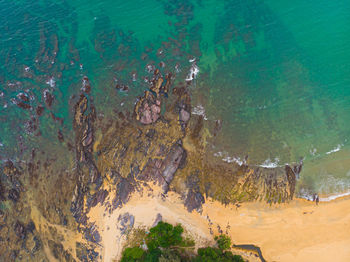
[{"left": 87, "top": 185, "right": 350, "bottom": 262}]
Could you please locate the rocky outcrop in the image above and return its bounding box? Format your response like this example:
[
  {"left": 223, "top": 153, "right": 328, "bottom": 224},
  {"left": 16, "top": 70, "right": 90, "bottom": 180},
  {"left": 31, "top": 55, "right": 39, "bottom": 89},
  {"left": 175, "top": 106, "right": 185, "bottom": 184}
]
[
  {"left": 134, "top": 91, "right": 161, "bottom": 125},
  {"left": 285, "top": 161, "right": 303, "bottom": 200},
  {"left": 161, "top": 140, "right": 186, "bottom": 192},
  {"left": 83, "top": 223, "right": 101, "bottom": 244},
  {"left": 117, "top": 213, "right": 135, "bottom": 234},
  {"left": 0, "top": 63, "right": 304, "bottom": 261},
  {"left": 139, "top": 140, "right": 186, "bottom": 193},
  {"left": 71, "top": 184, "right": 88, "bottom": 225},
  {"left": 152, "top": 213, "right": 163, "bottom": 227},
  {"left": 71, "top": 76, "right": 103, "bottom": 227},
  {"left": 112, "top": 173, "right": 136, "bottom": 209},
  {"left": 184, "top": 174, "right": 205, "bottom": 212},
  {"left": 73, "top": 92, "right": 95, "bottom": 165}
]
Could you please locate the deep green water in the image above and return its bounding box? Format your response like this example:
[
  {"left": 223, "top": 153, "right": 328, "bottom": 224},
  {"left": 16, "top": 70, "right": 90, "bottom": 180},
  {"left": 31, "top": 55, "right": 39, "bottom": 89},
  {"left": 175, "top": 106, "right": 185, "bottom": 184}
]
[{"left": 1, "top": 0, "right": 350, "bottom": 198}]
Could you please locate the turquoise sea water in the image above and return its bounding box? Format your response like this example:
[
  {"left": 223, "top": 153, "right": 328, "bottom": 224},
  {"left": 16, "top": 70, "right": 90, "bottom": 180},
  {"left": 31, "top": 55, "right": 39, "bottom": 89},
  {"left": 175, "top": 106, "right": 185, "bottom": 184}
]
[{"left": 1, "top": 0, "right": 350, "bottom": 198}]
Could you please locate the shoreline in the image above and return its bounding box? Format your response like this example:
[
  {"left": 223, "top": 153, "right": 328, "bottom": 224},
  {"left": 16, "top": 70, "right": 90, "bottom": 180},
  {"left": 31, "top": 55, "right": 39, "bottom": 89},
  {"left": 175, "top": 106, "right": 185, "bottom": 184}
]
[
  {"left": 204, "top": 194, "right": 350, "bottom": 262},
  {"left": 308, "top": 191, "right": 350, "bottom": 202},
  {"left": 296, "top": 186, "right": 350, "bottom": 202},
  {"left": 87, "top": 185, "right": 350, "bottom": 262}
]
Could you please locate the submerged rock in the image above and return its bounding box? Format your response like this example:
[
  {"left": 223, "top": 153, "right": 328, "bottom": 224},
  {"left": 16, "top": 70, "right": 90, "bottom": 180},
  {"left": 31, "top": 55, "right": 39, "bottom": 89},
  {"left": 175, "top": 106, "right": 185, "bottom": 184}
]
[
  {"left": 43, "top": 89, "right": 54, "bottom": 108},
  {"left": 36, "top": 105, "right": 45, "bottom": 116}
]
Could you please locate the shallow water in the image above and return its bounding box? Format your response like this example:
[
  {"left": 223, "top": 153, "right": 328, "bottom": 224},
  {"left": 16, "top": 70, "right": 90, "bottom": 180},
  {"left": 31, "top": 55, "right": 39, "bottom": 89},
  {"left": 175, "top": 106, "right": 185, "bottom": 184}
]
[{"left": 1, "top": 0, "right": 350, "bottom": 197}]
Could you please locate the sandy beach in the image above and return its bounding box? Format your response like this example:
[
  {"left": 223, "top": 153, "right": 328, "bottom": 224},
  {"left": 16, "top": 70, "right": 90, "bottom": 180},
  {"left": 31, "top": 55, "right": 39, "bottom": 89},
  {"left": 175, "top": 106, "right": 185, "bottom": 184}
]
[
  {"left": 87, "top": 185, "right": 350, "bottom": 262},
  {"left": 203, "top": 196, "right": 350, "bottom": 262}
]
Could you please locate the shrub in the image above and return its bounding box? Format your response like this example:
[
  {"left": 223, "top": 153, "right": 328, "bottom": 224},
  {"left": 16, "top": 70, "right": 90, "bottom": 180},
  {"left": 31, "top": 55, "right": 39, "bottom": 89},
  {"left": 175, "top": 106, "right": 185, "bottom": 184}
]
[
  {"left": 215, "top": 234, "right": 231, "bottom": 250},
  {"left": 120, "top": 223, "right": 244, "bottom": 262},
  {"left": 158, "top": 248, "right": 182, "bottom": 262},
  {"left": 144, "top": 248, "right": 162, "bottom": 262},
  {"left": 194, "top": 247, "right": 244, "bottom": 262},
  {"left": 121, "top": 247, "right": 145, "bottom": 262},
  {"left": 146, "top": 222, "right": 183, "bottom": 250},
  {"left": 195, "top": 247, "right": 221, "bottom": 261}
]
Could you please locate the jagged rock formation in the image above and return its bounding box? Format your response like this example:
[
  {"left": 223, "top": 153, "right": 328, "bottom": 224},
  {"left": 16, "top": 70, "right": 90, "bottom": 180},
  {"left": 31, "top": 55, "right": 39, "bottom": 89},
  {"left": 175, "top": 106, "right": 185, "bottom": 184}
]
[
  {"left": 0, "top": 69, "right": 301, "bottom": 261},
  {"left": 70, "top": 68, "right": 300, "bottom": 228}
]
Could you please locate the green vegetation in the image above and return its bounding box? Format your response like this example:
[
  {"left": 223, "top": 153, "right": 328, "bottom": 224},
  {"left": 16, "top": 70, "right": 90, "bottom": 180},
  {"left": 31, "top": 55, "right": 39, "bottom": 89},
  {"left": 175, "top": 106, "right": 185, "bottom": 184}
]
[
  {"left": 193, "top": 247, "right": 244, "bottom": 262},
  {"left": 120, "top": 222, "right": 244, "bottom": 262},
  {"left": 146, "top": 222, "right": 184, "bottom": 250},
  {"left": 215, "top": 234, "right": 231, "bottom": 250},
  {"left": 121, "top": 247, "right": 145, "bottom": 262}
]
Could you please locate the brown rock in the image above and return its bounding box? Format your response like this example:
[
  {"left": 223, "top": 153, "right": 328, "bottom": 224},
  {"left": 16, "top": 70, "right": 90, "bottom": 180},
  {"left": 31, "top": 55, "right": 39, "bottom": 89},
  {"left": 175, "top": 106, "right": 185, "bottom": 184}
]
[{"left": 135, "top": 92, "right": 161, "bottom": 125}]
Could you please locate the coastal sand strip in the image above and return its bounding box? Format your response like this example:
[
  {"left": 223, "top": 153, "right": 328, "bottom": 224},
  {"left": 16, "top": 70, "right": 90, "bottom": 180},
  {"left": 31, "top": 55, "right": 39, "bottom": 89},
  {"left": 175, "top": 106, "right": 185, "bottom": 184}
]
[{"left": 88, "top": 185, "right": 350, "bottom": 262}]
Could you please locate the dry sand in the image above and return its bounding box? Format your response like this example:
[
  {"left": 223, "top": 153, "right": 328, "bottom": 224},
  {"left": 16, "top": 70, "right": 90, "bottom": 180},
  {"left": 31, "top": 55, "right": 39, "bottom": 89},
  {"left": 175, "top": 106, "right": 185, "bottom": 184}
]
[{"left": 87, "top": 185, "right": 350, "bottom": 262}]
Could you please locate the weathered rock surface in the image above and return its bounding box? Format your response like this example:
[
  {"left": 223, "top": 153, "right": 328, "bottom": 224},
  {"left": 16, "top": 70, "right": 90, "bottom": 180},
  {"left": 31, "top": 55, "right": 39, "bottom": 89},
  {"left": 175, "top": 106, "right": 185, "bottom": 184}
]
[
  {"left": 117, "top": 213, "right": 135, "bottom": 234},
  {"left": 152, "top": 213, "right": 163, "bottom": 227},
  {"left": 134, "top": 91, "right": 161, "bottom": 125},
  {"left": 139, "top": 140, "right": 186, "bottom": 193},
  {"left": 0, "top": 64, "right": 302, "bottom": 262},
  {"left": 112, "top": 173, "right": 136, "bottom": 209},
  {"left": 184, "top": 174, "right": 205, "bottom": 212}
]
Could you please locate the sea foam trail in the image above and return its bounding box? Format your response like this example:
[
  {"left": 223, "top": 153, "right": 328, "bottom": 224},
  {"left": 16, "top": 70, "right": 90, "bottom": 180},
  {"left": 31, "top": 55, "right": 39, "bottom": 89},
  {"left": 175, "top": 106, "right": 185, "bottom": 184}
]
[
  {"left": 299, "top": 190, "right": 350, "bottom": 202},
  {"left": 325, "top": 144, "right": 343, "bottom": 155},
  {"left": 319, "top": 191, "right": 350, "bottom": 202},
  {"left": 191, "top": 105, "right": 208, "bottom": 120},
  {"left": 186, "top": 58, "right": 199, "bottom": 81},
  {"left": 259, "top": 158, "right": 280, "bottom": 168}
]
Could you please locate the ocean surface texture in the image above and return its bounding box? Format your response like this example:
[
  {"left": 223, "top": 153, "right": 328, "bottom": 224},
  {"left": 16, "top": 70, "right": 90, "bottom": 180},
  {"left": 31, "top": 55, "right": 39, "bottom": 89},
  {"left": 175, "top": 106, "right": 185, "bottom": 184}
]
[{"left": 1, "top": 0, "right": 350, "bottom": 198}]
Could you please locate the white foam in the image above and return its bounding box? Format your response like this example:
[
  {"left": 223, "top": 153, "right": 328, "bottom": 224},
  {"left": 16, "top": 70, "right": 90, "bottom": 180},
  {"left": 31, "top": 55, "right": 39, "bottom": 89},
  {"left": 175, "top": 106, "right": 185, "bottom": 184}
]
[
  {"left": 325, "top": 144, "right": 343, "bottom": 155},
  {"left": 214, "top": 151, "right": 245, "bottom": 166},
  {"left": 146, "top": 64, "right": 154, "bottom": 73},
  {"left": 257, "top": 105, "right": 267, "bottom": 110},
  {"left": 213, "top": 151, "right": 223, "bottom": 157},
  {"left": 310, "top": 147, "right": 317, "bottom": 156},
  {"left": 46, "top": 77, "right": 56, "bottom": 88},
  {"left": 319, "top": 191, "right": 350, "bottom": 201},
  {"left": 259, "top": 158, "right": 280, "bottom": 168},
  {"left": 186, "top": 60, "right": 199, "bottom": 81},
  {"left": 175, "top": 63, "right": 181, "bottom": 73},
  {"left": 222, "top": 156, "right": 244, "bottom": 166},
  {"left": 191, "top": 105, "right": 207, "bottom": 120}
]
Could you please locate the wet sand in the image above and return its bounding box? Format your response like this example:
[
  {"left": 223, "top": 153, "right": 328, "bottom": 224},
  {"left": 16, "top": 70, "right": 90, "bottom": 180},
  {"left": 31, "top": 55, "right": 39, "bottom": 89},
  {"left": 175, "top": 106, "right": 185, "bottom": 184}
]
[{"left": 87, "top": 185, "right": 350, "bottom": 262}]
